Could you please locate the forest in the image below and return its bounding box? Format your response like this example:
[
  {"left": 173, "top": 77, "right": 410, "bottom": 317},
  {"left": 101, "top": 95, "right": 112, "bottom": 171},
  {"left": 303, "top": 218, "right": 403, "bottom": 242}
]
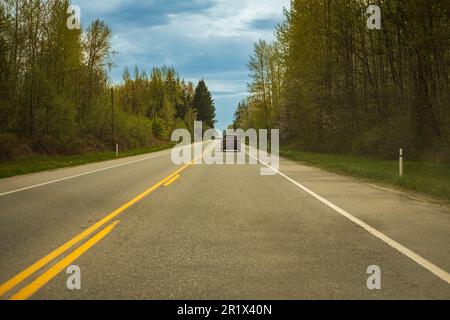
[
  {"left": 0, "top": 0, "right": 216, "bottom": 161},
  {"left": 234, "top": 0, "right": 450, "bottom": 162}
]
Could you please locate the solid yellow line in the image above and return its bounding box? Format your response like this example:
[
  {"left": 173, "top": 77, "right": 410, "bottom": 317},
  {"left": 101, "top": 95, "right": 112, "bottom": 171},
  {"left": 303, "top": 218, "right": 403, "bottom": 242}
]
[
  {"left": 10, "top": 221, "right": 120, "bottom": 300},
  {"left": 0, "top": 160, "right": 195, "bottom": 297},
  {"left": 163, "top": 174, "right": 180, "bottom": 186}
]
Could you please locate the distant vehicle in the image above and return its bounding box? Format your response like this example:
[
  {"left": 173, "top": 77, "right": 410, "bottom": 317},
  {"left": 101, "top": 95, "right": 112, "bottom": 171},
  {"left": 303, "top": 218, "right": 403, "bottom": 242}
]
[{"left": 222, "top": 132, "right": 241, "bottom": 152}]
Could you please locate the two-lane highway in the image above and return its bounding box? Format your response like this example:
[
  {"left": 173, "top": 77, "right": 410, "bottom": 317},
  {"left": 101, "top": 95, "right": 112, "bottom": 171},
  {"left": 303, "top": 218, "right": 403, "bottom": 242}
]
[{"left": 0, "top": 143, "right": 449, "bottom": 299}]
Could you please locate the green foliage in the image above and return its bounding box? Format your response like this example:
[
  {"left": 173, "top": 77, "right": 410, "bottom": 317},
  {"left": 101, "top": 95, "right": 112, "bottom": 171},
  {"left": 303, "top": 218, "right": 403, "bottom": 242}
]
[
  {"left": 151, "top": 117, "right": 169, "bottom": 141},
  {"left": 193, "top": 80, "right": 216, "bottom": 130},
  {"left": 280, "top": 146, "right": 450, "bottom": 201},
  {"left": 0, "top": 0, "right": 210, "bottom": 162},
  {"left": 351, "top": 117, "right": 416, "bottom": 159},
  {"left": 184, "top": 106, "right": 197, "bottom": 138},
  {"left": 0, "top": 133, "right": 32, "bottom": 161},
  {"left": 0, "top": 143, "right": 174, "bottom": 179},
  {"left": 235, "top": 0, "right": 450, "bottom": 162},
  {"left": 115, "top": 114, "right": 154, "bottom": 149},
  {"left": 117, "top": 65, "right": 202, "bottom": 141}
]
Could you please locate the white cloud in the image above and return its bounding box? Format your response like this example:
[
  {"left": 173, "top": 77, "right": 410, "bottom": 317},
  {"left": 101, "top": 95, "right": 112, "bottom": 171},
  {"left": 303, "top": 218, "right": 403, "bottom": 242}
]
[
  {"left": 76, "top": 0, "right": 290, "bottom": 129},
  {"left": 74, "top": 0, "right": 125, "bottom": 14},
  {"left": 167, "top": 0, "right": 289, "bottom": 39}
]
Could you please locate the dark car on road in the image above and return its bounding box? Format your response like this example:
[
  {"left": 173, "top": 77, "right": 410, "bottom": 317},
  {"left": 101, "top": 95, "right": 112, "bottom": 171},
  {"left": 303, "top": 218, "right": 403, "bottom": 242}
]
[{"left": 222, "top": 132, "right": 241, "bottom": 152}]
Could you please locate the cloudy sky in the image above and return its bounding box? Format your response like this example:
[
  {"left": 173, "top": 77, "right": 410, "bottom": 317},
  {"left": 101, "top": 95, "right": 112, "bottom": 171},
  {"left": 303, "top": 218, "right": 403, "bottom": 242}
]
[{"left": 75, "top": 0, "right": 290, "bottom": 130}]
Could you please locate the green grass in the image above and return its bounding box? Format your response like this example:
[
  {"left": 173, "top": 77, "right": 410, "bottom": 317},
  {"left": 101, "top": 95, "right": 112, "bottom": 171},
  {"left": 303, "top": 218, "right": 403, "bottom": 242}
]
[
  {"left": 280, "top": 146, "right": 450, "bottom": 201},
  {"left": 0, "top": 143, "right": 175, "bottom": 180}
]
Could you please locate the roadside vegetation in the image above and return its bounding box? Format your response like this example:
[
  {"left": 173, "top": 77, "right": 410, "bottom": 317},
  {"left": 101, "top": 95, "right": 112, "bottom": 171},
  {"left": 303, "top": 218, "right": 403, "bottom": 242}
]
[
  {"left": 232, "top": 0, "right": 449, "bottom": 200},
  {"left": 0, "top": 0, "right": 216, "bottom": 164},
  {"left": 280, "top": 146, "right": 450, "bottom": 201},
  {"left": 0, "top": 142, "right": 174, "bottom": 180},
  {"left": 233, "top": 0, "right": 450, "bottom": 162}
]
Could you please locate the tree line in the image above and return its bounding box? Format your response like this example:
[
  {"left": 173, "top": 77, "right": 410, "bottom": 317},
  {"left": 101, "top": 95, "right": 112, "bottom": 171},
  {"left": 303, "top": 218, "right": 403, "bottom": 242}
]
[
  {"left": 234, "top": 0, "right": 450, "bottom": 161},
  {"left": 0, "top": 0, "right": 216, "bottom": 160}
]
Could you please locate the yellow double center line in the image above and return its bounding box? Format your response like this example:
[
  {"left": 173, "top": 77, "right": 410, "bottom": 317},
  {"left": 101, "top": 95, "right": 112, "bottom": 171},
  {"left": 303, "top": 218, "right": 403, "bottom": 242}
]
[
  {"left": 10, "top": 221, "right": 121, "bottom": 300},
  {"left": 0, "top": 159, "right": 198, "bottom": 300},
  {"left": 164, "top": 174, "right": 180, "bottom": 187}
]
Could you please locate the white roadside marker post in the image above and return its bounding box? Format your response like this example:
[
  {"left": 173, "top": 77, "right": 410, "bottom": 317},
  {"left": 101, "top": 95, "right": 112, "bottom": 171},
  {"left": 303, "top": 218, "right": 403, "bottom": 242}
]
[
  {"left": 116, "top": 144, "right": 119, "bottom": 157},
  {"left": 399, "top": 148, "right": 403, "bottom": 177}
]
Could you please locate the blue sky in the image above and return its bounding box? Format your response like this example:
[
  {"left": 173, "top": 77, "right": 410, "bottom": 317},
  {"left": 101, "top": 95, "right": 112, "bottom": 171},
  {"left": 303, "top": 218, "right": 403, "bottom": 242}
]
[{"left": 75, "top": 0, "right": 290, "bottom": 131}]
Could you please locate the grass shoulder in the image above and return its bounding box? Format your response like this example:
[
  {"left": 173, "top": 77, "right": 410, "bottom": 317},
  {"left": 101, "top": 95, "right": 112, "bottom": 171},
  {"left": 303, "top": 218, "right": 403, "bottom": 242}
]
[
  {"left": 0, "top": 143, "right": 175, "bottom": 180},
  {"left": 279, "top": 146, "right": 450, "bottom": 201}
]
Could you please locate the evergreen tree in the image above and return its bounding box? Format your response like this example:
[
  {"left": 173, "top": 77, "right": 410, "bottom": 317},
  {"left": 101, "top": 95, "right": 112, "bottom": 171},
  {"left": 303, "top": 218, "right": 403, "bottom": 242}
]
[{"left": 192, "top": 80, "right": 216, "bottom": 130}]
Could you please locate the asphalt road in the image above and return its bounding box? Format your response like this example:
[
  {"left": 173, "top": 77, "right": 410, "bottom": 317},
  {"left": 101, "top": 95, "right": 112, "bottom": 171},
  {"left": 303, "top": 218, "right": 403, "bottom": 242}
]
[{"left": 0, "top": 142, "right": 449, "bottom": 299}]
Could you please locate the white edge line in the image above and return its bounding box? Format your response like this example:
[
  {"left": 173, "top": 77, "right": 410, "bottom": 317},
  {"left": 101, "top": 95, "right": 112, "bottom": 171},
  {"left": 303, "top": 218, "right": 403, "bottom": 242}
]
[
  {"left": 0, "top": 142, "right": 209, "bottom": 197},
  {"left": 247, "top": 151, "right": 450, "bottom": 285},
  {"left": 0, "top": 152, "right": 169, "bottom": 197}
]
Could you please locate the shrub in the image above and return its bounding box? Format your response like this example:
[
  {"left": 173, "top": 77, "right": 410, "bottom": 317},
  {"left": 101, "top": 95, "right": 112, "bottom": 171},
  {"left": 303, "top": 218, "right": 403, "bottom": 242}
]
[
  {"left": 0, "top": 133, "right": 33, "bottom": 161},
  {"left": 352, "top": 117, "right": 416, "bottom": 159}
]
